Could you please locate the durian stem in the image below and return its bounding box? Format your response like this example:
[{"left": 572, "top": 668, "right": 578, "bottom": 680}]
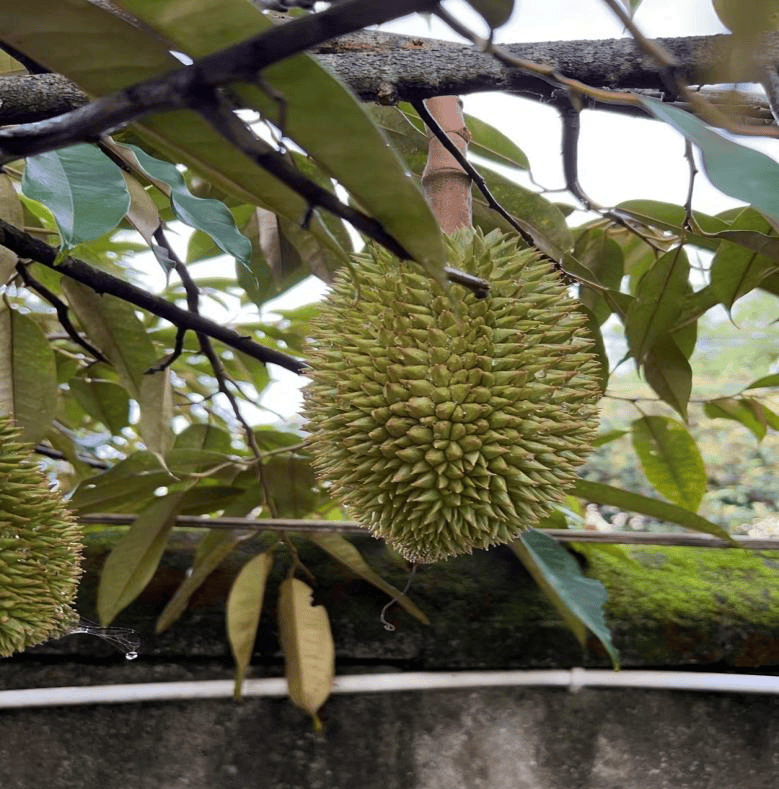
[{"left": 421, "top": 95, "right": 472, "bottom": 233}]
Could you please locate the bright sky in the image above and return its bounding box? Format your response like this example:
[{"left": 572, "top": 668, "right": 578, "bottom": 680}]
[{"left": 255, "top": 0, "right": 778, "bottom": 421}]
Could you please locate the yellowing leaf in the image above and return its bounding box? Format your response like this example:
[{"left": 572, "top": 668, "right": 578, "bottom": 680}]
[
  {"left": 0, "top": 304, "right": 58, "bottom": 442},
  {"left": 97, "top": 492, "right": 183, "bottom": 625},
  {"left": 226, "top": 550, "right": 274, "bottom": 698},
  {"left": 62, "top": 280, "right": 173, "bottom": 454},
  {"left": 278, "top": 577, "right": 334, "bottom": 728}
]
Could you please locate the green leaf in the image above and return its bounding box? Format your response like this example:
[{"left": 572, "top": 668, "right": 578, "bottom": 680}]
[
  {"left": 70, "top": 451, "right": 171, "bottom": 514},
  {"left": 0, "top": 305, "right": 58, "bottom": 443},
  {"left": 625, "top": 246, "right": 689, "bottom": 364},
  {"left": 643, "top": 334, "right": 693, "bottom": 420},
  {"left": 574, "top": 479, "right": 732, "bottom": 541},
  {"left": 174, "top": 423, "right": 233, "bottom": 452},
  {"left": 745, "top": 373, "right": 779, "bottom": 389},
  {"left": 704, "top": 397, "right": 768, "bottom": 440},
  {"left": 593, "top": 430, "right": 628, "bottom": 447},
  {"left": 640, "top": 99, "right": 779, "bottom": 223},
  {"left": 227, "top": 550, "right": 274, "bottom": 698},
  {"left": 62, "top": 280, "right": 173, "bottom": 455},
  {"left": 463, "top": 112, "right": 529, "bottom": 171},
  {"left": 22, "top": 144, "right": 130, "bottom": 246},
  {"left": 120, "top": 144, "right": 252, "bottom": 268},
  {"left": 465, "top": 0, "right": 515, "bottom": 27},
  {"left": 510, "top": 531, "right": 619, "bottom": 667},
  {"left": 306, "top": 533, "right": 429, "bottom": 625},
  {"left": 711, "top": 208, "right": 779, "bottom": 308},
  {"left": 631, "top": 416, "right": 707, "bottom": 511},
  {"left": 69, "top": 378, "right": 131, "bottom": 434},
  {"left": 278, "top": 577, "right": 335, "bottom": 729},
  {"left": 97, "top": 492, "right": 183, "bottom": 625},
  {"left": 574, "top": 229, "right": 624, "bottom": 324}
]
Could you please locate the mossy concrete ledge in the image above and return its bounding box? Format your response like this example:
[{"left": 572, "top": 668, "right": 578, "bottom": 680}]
[{"left": 13, "top": 532, "right": 779, "bottom": 670}]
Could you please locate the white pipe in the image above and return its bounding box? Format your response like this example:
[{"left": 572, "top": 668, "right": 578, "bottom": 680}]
[{"left": 2, "top": 669, "right": 779, "bottom": 709}]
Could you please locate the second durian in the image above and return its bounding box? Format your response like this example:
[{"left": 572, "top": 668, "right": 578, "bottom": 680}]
[
  {"left": 0, "top": 417, "right": 83, "bottom": 657},
  {"left": 303, "top": 228, "right": 601, "bottom": 563}
]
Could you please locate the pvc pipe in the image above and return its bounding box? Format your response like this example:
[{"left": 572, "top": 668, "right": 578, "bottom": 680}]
[{"left": 2, "top": 669, "right": 779, "bottom": 709}]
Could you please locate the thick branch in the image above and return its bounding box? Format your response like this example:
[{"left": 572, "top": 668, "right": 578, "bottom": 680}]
[
  {"left": 0, "top": 218, "right": 308, "bottom": 374},
  {"left": 1, "top": 33, "right": 777, "bottom": 126}
]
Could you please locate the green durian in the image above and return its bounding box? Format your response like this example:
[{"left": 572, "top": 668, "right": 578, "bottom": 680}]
[
  {"left": 303, "top": 227, "right": 601, "bottom": 563},
  {"left": 0, "top": 417, "right": 83, "bottom": 656}
]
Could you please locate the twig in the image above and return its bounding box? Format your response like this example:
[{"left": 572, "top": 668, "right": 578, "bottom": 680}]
[{"left": 683, "top": 140, "right": 698, "bottom": 231}]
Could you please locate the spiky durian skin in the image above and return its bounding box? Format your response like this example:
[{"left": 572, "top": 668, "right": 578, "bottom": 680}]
[
  {"left": 303, "top": 228, "right": 601, "bottom": 563},
  {"left": 0, "top": 418, "right": 82, "bottom": 656}
]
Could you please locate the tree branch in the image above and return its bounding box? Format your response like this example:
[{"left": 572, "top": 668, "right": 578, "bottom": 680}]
[
  {"left": 1, "top": 33, "right": 777, "bottom": 126},
  {"left": 0, "top": 218, "right": 308, "bottom": 374}
]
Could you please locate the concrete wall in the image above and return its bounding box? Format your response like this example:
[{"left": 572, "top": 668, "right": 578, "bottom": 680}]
[
  {"left": 1, "top": 683, "right": 778, "bottom": 788},
  {"left": 2, "top": 535, "right": 779, "bottom": 788}
]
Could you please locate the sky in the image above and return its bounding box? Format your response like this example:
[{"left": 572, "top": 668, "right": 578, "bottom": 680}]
[{"left": 254, "top": 0, "right": 779, "bottom": 421}]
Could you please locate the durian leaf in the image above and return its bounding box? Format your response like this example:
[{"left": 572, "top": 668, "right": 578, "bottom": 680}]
[
  {"left": 465, "top": 0, "right": 515, "bottom": 27},
  {"left": 510, "top": 531, "right": 619, "bottom": 668},
  {"left": 615, "top": 199, "right": 726, "bottom": 251},
  {"left": 703, "top": 397, "right": 768, "bottom": 440},
  {"left": 226, "top": 550, "right": 274, "bottom": 698},
  {"left": 464, "top": 113, "right": 529, "bottom": 171},
  {"left": 306, "top": 533, "right": 430, "bottom": 625},
  {"left": 118, "top": 0, "right": 446, "bottom": 279},
  {"left": 710, "top": 208, "right": 779, "bottom": 309},
  {"left": 592, "top": 429, "right": 628, "bottom": 447},
  {"left": 574, "top": 229, "right": 624, "bottom": 325},
  {"left": 278, "top": 577, "right": 335, "bottom": 728},
  {"left": 631, "top": 416, "right": 707, "bottom": 511},
  {"left": 61, "top": 280, "right": 173, "bottom": 455},
  {"left": 21, "top": 144, "right": 130, "bottom": 247},
  {"left": 624, "top": 246, "right": 689, "bottom": 365},
  {"left": 70, "top": 451, "right": 172, "bottom": 514},
  {"left": 116, "top": 144, "right": 252, "bottom": 269},
  {"left": 639, "top": 98, "right": 779, "bottom": 223},
  {"left": 643, "top": 334, "right": 693, "bottom": 420},
  {"left": 173, "top": 423, "right": 233, "bottom": 453},
  {"left": 97, "top": 492, "right": 184, "bottom": 626},
  {"left": 0, "top": 174, "right": 22, "bottom": 282},
  {"left": 745, "top": 373, "right": 779, "bottom": 389},
  {"left": 68, "top": 378, "right": 131, "bottom": 434},
  {"left": 0, "top": 306, "right": 58, "bottom": 443},
  {"left": 574, "top": 479, "right": 732, "bottom": 540}
]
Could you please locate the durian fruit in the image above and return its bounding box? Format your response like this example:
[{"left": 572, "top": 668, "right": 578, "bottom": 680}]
[
  {"left": 0, "top": 417, "right": 83, "bottom": 656},
  {"left": 303, "top": 227, "right": 601, "bottom": 563}
]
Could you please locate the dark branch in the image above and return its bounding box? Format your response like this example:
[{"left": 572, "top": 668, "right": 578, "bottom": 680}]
[{"left": 0, "top": 218, "right": 309, "bottom": 374}]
